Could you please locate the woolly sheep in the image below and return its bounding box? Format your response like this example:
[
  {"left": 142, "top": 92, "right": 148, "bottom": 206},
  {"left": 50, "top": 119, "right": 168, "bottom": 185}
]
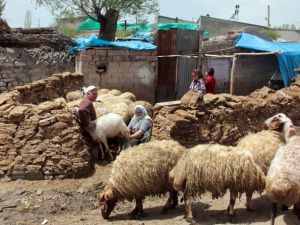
[
  {"left": 170, "top": 144, "right": 265, "bottom": 222},
  {"left": 119, "top": 92, "right": 136, "bottom": 102},
  {"left": 108, "top": 89, "right": 122, "bottom": 96},
  {"left": 65, "top": 90, "right": 83, "bottom": 102},
  {"left": 265, "top": 114, "right": 300, "bottom": 225},
  {"left": 98, "top": 88, "right": 110, "bottom": 95},
  {"left": 237, "top": 127, "right": 285, "bottom": 209},
  {"left": 99, "top": 140, "right": 186, "bottom": 219},
  {"left": 89, "top": 113, "right": 131, "bottom": 160}
]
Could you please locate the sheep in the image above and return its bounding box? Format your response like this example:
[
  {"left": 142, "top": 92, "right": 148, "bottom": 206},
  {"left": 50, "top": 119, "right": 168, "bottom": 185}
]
[
  {"left": 99, "top": 140, "right": 186, "bottom": 219},
  {"left": 236, "top": 126, "right": 285, "bottom": 210},
  {"left": 65, "top": 90, "right": 84, "bottom": 102},
  {"left": 170, "top": 144, "right": 265, "bottom": 222},
  {"left": 119, "top": 92, "right": 136, "bottom": 102},
  {"left": 88, "top": 112, "right": 131, "bottom": 161},
  {"left": 108, "top": 89, "right": 122, "bottom": 96},
  {"left": 265, "top": 114, "right": 300, "bottom": 225}
]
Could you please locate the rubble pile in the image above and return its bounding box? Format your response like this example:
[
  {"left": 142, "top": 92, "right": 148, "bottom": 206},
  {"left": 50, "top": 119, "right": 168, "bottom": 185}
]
[
  {"left": 152, "top": 84, "right": 300, "bottom": 147},
  {"left": 0, "top": 26, "right": 75, "bottom": 51},
  {"left": 0, "top": 73, "right": 92, "bottom": 180},
  {"left": 0, "top": 18, "right": 11, "bottom": 33}
]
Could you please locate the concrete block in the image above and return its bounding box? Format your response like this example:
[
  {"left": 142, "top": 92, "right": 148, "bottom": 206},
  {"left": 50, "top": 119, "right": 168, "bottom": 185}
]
[
  {"left": 96, "top": 49, "right": 107, "bottom": 56},
  {"left": 86, "top": 49, "right": 96, "bottom": 55},
  {"left": 113, "top": 55, "right": 124, "bottom": 61}
]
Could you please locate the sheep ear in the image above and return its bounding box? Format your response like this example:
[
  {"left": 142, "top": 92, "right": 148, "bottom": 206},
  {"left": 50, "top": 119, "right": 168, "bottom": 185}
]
[{"left": 99, "top": 193, "right": 106, "bottom": 202}]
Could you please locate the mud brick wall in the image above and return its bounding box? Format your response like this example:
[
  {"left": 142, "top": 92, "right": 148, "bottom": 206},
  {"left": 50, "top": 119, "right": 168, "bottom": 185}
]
[
  {"left": 75, "top": 47, "right": 157, "bottom": 103},
  {"left": 0, "top": 73, "right": 92, "bottom": 180},
  {"left": 152, "top": 84, "right": 300, "bottom": 148},
  {"left": 0, "top": 47, "right": 74, "bottom": 93}
]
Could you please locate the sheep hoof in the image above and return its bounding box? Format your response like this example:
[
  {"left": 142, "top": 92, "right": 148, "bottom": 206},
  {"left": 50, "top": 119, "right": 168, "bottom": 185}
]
[
  {"left": 186, "top": 218, "right": 198, "bottom": 225},
  {"left": 160, "top": 208, "right": 168, "bottom": 214},
  {"left": 246, "top": 207, "right": 255, "bottom": 212},
  {"left": 228, "top": 214, "right": 234, "bottom": 222}
]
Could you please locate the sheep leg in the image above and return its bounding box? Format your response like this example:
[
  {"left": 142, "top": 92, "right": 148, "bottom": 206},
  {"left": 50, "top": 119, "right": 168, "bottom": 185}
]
[
  {"left": 102, "top": 138, "right": 114, "bottom": 161},
  {"left": 293, "top": 202, "right": 300, "bottom": 220},
  {"left": 271, "top": 202, "right": 277, "bottom": 225},
  {"left": 227, "top": 191, "right": 236, "bottom": 222},
  {"left": 170, "top": 191, "right": 179, "bottom": 209},
  {"left": 98, "top": 143, "right": 105, "bottom": 160},
  {"left": 246, "top": 192, "right": 254, "bottom": 211},
  {"left": 184, "top": 194, "right": 194, "bottom": 222},
  {"left": 161, "top": 191, "right": 178, "bottom": 213},
  {"left": 129, "top": 198, "right": 144, "bottom": 218}
]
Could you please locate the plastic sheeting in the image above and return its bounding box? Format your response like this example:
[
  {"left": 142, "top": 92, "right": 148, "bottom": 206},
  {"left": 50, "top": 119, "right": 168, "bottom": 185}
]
[
  {"left": 77, "top": 18, "right": 199, "bottom": 32},
  {"left": 68, "top": 35, "right": 157, "bottom": 54},
  {"left": 235, "top": 32, "right": 300, "bottom": 86}
]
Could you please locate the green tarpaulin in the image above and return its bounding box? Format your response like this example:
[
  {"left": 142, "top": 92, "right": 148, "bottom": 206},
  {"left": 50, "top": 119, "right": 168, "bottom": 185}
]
[{"left": 77, "top": 18, "right": 199, "bottom": 31}]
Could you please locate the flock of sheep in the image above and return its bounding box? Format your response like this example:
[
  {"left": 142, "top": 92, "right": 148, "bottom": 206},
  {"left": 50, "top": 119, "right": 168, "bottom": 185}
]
[{"left": 96, "top": 113, "right": 300, "bottom": 225}]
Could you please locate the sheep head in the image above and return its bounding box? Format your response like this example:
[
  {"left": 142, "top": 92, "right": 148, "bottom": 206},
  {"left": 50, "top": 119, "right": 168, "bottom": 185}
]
[
  {"left": 98, "top": 188, "right": 117, "bottom": 219},
  {"left": 264, "top": 113, "right": 297, "bottom": 142},
  {"left": 264, "top": 113, "right": 291, "bottom": 132}
]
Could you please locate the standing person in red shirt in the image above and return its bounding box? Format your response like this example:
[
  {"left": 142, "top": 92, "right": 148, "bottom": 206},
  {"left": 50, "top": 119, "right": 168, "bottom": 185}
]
[{"left": 205, "top": 68, "right": 216, "bottom": 94}]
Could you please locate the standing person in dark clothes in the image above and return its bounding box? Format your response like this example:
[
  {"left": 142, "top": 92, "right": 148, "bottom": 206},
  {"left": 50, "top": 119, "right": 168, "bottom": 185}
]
[
  {"left": 78, "top": 85, "right": 98, "bottom": 134},
  {"left": 205, "top": 68, "right": 216, "bottom": 94}
]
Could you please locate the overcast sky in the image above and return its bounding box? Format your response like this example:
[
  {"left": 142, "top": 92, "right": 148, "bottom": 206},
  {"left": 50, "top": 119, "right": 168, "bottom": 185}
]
[{"left": 2, "top": 0, "right": 300, "bottom": 28}]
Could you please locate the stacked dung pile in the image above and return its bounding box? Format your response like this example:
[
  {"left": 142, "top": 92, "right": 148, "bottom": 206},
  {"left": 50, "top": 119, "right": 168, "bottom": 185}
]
[
  {"left": 0, "top": 73, "right": 92, "bottom": 180},
  {"left": 152, "top": 86, "right": 300, "bottom": 147}
]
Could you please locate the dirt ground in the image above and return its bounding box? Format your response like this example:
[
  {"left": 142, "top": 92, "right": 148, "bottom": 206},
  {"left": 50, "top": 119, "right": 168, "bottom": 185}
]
[{"left": 0, "top": 163, "right": 299, "bottom": 225}]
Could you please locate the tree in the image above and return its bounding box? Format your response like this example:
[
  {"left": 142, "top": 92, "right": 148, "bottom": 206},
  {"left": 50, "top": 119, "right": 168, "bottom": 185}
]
[
  {"left": 24, "top": 10, "right": 32, "bottom": 28},
  {"left": 34, "top": 0, "right": 159, "bottom": 41},
  {"left": 0, "top": 0, "right": 5, "bottom": 17}
]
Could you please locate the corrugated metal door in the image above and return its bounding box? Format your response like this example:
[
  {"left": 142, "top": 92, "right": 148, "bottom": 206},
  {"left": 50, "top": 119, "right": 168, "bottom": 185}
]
[
  {"left": 176, "top": 57, "right": 198, "bottom": 99},
  {"left": 156, "top": 57, "right": 177, "bottom": 102},
  {"left": 207, "top": 58, "right": 232, "bottom": 93}
]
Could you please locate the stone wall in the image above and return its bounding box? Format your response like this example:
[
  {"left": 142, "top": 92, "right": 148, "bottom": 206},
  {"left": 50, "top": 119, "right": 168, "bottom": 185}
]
[
  {"left": 0, "top": 47, "right": 74, "bottom": 92},
  {"left": 75, "top": 47, "right": 157, "bottom": 103},
  {"left": 0, "top": 73, "right": 92, "bottom": 180},
  {"left": 152, "top": 84, "right": 300, "bottom": 148}
]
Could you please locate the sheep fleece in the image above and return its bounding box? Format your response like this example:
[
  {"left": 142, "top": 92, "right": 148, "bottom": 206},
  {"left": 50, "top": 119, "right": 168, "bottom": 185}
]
[
  {"left": 237, "top": 130, "right": 284, "bottom": 175},
  {"left": 266, "top": 136, "right": 300, "bottom": 206},
  {"left": 172, "top": 144, "right": 265, "bottom": 198}
]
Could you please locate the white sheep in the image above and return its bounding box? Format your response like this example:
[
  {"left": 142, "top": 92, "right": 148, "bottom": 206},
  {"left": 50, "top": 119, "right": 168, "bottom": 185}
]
[
  {"left": 89, "top": 112, "right": 131, "bottom": 161},
  {"left": 265, "top": 114, "right": 300, "bottom": 225},
  {"left": 170, "top": 144, "right": 265, "bottom": 222},
  {"left": 236, "top": 114, "right": 287, "bottom": 210},
  {"left": 99, "top": 140, "right": 186, "bottom": 219}
]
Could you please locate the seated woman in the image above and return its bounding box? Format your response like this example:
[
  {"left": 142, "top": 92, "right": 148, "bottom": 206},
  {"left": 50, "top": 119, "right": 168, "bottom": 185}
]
[{"left": 127, "top": 105, "right": 153, "bottom": 147}]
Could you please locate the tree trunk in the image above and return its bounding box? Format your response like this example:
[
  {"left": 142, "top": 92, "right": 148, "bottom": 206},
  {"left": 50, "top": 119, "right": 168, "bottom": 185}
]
[{"left": 98, "top": 9, "right": 119, "bottom": 41}]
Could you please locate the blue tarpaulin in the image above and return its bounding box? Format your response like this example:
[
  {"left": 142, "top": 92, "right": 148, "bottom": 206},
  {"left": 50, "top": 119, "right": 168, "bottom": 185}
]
[
  {"left": 235, "top": 32, "right": 300, "bottom": 87},
  {"left": 68, "top": 35, "right": 157, "bottom": 54}
]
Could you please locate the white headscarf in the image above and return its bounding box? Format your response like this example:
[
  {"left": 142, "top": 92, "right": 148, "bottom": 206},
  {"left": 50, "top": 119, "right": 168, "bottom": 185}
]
[{"left": 83, "top": 85, "right": 97, "bottom": 95}]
